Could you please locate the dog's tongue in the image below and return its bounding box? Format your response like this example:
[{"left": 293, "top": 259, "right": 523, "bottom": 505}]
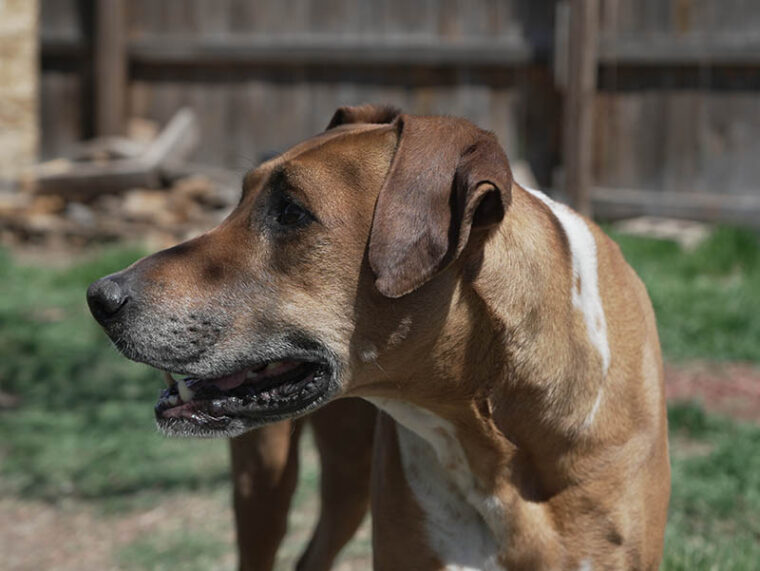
[
  {"left": 186, "top": 361, "right": 302, "bottom": 393},
  {"left": 211, "top": 370, "right": 247, "bottom": 390}
]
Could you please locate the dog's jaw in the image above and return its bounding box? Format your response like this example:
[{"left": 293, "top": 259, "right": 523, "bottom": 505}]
[
  {"left": 154, "top": 357, "right": 342, "bottom": 438},
  {"left": 118, "top": 329, "right": 348, "bottom": 438}
]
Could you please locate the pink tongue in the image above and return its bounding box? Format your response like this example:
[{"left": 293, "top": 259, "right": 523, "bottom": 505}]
[{"left": 212, "top": 370, "right": 247, "bottom": 390}]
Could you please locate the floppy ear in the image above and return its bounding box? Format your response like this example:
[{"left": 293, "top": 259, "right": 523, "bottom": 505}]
[
  {"left": 326, "top": 104, "right": 401, "bottom": 130},
  {"left": 369, "top": 115, "right": 512, "bottom": 298}
]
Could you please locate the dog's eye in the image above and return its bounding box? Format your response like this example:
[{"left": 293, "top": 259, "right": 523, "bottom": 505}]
[{"left": 276, "top": 199, "right": 310, "bottom": 227}]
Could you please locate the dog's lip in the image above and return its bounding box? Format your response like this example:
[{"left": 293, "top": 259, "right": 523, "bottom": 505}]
[{"left": 154, "top": 358, "right": 330, "bottom": 424}]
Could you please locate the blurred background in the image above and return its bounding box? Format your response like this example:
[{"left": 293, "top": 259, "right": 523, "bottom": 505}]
[{"left": 1, "top": 1, "right": 759, "bottom": 569}]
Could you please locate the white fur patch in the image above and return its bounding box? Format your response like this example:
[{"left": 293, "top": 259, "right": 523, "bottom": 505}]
[
  {"left": 578, "top": 558, "right": 593, "bottom": 571},
  {"left": 367, "top": 398, "right": 506, "bottom": 571},
  {"left": 582, "top": 388, "right": 603, "bottom": 429},
  {"left": 524, "top": 188, "right": 611, "bottom": 377}
]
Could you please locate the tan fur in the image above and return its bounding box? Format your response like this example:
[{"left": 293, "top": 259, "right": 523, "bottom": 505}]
[{"left": 91, "top": 107, "right": 670, "bottom": 570}]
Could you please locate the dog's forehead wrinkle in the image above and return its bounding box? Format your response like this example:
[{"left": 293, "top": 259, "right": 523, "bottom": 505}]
[
  {"left": 242, "top": 167, "right": 268, "bottom": 193},
  {"left": 241, "top": 135, "right": 390, "bottom": 222}
]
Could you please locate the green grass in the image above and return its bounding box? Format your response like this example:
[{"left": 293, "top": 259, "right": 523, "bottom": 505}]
[
  {"left": 665, "top": 403, "right": 760, "bottom": 570},
  {"left": 608, "top": 226, "right": 760, "bottom": 362},
  {"left": 0, "top": 225, "right": 759, "bottom": 569},
  {"left": 0, "top": 245, "right": 230, "bottom": 502}
]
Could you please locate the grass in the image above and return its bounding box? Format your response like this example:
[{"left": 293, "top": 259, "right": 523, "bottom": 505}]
[
  {"left": 0, "top": 245, "right": 230, "bottom": 502},
  {"left": 0, "top": 225, "right": 758, "bottom": 569},
  {"left": 665, "top": 403, "right": 760, "bottom": 569},
  {"left": 608, "top": 226, "right": 760, "bottom": 362}
]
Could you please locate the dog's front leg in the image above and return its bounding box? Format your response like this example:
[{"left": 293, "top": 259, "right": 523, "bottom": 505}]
[
  {"left": 230, "top": 419, "right": 304, "bottom": 571},
  {"left": 296, "top": 399, "right": 376, "bottom": 571}
]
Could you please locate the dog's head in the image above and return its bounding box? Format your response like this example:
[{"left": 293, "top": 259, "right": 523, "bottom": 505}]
[{"left": 87, "top": 105, "right": 512, "bottom": 437}]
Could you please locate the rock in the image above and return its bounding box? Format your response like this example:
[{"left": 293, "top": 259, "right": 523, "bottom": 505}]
[
  {"left": 65, "top": 202, "right": 96, "bottom": 227},
  {"left": 613, "top": 216, "right": 711, "bottom": 250},
  {"left": 171, "top": 175, "right": 227, "bottom": 208},
  {"left": 123, "top": 190, "right": 174, "bottom": 224}
]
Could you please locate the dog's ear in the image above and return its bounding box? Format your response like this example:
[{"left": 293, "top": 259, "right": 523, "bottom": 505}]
[
  {"left": 369, "top": 115, "right": 512, "bottom": 298},
  {"left": 326, "top": 104, "right": 401, "bottom": 130}
]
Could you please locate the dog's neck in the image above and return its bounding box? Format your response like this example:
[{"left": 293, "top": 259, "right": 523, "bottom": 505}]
[
  {"left": 366, "top": 182, "right": 609, "bottom": 466},
  {"left": 476, "top": 186, "right": 608, "bottom": 418},
  {"left": 365, "top": 184, "right": 613, "bottom": 564}
]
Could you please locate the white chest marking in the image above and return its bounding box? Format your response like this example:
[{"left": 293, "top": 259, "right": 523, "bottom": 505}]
[
  {"left": 367, "top": 398, "right": 506, "bottom": 571},
  {"left": 524, "top": 188, "right": 611, "bottom": 378}
]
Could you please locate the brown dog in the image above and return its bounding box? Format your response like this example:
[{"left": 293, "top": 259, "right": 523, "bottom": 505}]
[{"left": 88, "top": 105, "right": 670, "bottom": 570}]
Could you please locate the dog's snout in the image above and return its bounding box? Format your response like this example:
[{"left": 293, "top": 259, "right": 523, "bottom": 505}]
[{"left": 87, "top": 277, "right": 129, "bottom": 323}]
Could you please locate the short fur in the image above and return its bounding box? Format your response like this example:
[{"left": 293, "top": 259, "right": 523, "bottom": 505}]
[{"left": 88, "top": 105, "right": 670, "bottom": 570}]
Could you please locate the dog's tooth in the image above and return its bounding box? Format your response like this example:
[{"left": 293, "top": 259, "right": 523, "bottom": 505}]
[
  {"left": 163, "top": 371, "right": 176, "bottom": 388},
  {"left": 177, "top": 379, "right": 194, "bottom": 402},
  {"left": 166, "top": 394, "right": 179, "bottom": 407}
]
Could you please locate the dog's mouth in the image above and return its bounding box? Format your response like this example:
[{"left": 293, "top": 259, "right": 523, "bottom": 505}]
[{"left": 155, "top": 358, "right": 334, "bottom": 437}]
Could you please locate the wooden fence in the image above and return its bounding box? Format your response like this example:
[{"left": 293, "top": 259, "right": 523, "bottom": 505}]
[{"left": 39, "top": 0, "right": 760, "bottom": 226}]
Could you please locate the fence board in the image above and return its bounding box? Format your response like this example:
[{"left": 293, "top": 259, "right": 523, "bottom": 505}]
[
  {"left": 594, "top": 91, "right": 760, "bottom": 195},
  {"left": 40, "top": 72, "right": 83, "bottom": 159},
  {"left": 37, "top": 0, "right": 760, "bottom": 225}
]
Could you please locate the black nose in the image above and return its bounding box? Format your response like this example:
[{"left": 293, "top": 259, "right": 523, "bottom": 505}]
[{"left": 87, "top": 277, "right": 129, "bottom": 323}]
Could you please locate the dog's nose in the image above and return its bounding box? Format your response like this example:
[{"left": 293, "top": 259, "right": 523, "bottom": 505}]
[{"left": 87, "top": 277, "right": 129, "bottom": 323}]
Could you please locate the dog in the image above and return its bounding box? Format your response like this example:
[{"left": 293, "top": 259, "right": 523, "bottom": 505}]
[{"left": 88, "top": 104, "right": 670, "bottom": 570}]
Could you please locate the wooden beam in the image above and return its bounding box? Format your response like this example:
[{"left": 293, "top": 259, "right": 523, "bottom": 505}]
[
  {"left": 591, "top": 187, "right": 760, "bottom": 229},
  {"left": 128, "top": 36, "right": 535, "bottom": 67},
  {"left": 30, "top": 108, "right": 199, "bottom": 198},
  {"left": 94, "top": 0, "right": 126, "bottom": 136},
  {"left": 598, "top": 36, "right": 760, "bottom": 66},
  {"left": 562, "top": 0, "right": 599, "bottom": 217}
]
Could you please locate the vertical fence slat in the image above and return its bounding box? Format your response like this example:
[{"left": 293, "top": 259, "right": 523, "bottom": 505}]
[
  {"left": 94, "top": 0, "right": 126, "bottom": 135},
  {"left": 563, "top": 0, "right": 598, "bottom": 216}
]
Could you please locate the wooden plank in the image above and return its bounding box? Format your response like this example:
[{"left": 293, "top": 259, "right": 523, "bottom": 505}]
[
  {"left": 40, "top": 72, "right": 83, "bottom": 159},
  {"left": 563, "top": 0, "right": 598, "bottom": 216},
  {"left": 40, "top": 34, "right": 88, "bottom": 61},
  {"left": 162, "top": 0, "right": 197, "bottom": 34},
  {"left": 31, "top": 108, "right": 199, "bottom": 197},
  {"left": 553, "top": 1, "right": 570, "bottom": 89},
  {"left": 594, "top": 90, "right": 760, "bottom": 196},
  {"left": 194, "top": 0, "right": 231, "bottom": 36},
  {"left": 128, "top": 35, "right": 534, "bottom": 67},
  {"left": 28, "top": 160, "right": 162, "bottom": 198},
  {"left": 40, "top": 0, "right": 81, "bottom": 40},
  {"left": 47, "top": 31, "right": 760, "bottom": 67},
  {"left": 598, "top": 35, "right": 760, "bottom": 66},
  {"left": 384, "top": 0, "right": 433, "bottom": 36},
  {"left": 94, "top": 0, "right": 127, "bottom": 135},
  {"left": 591, "top": 187, "right": 760, "bottom": 229},
  {"left": 141, "top": 108, "right": 199, "bottom": 168}
]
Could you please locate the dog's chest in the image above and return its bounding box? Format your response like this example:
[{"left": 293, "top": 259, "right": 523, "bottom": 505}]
[{"left": 368, "top": 398, "right": 506, "bottom": 571}]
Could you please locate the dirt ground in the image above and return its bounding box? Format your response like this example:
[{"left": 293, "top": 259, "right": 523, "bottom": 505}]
[
  {"left": 0, "top": 493, "right": 237, "bottom": 571},
  {"left": 665, "top": 361, "right": 760, "bottom": 423},
  {"left": 2, "top": 361, "right": 759, "bottom": 570}
]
